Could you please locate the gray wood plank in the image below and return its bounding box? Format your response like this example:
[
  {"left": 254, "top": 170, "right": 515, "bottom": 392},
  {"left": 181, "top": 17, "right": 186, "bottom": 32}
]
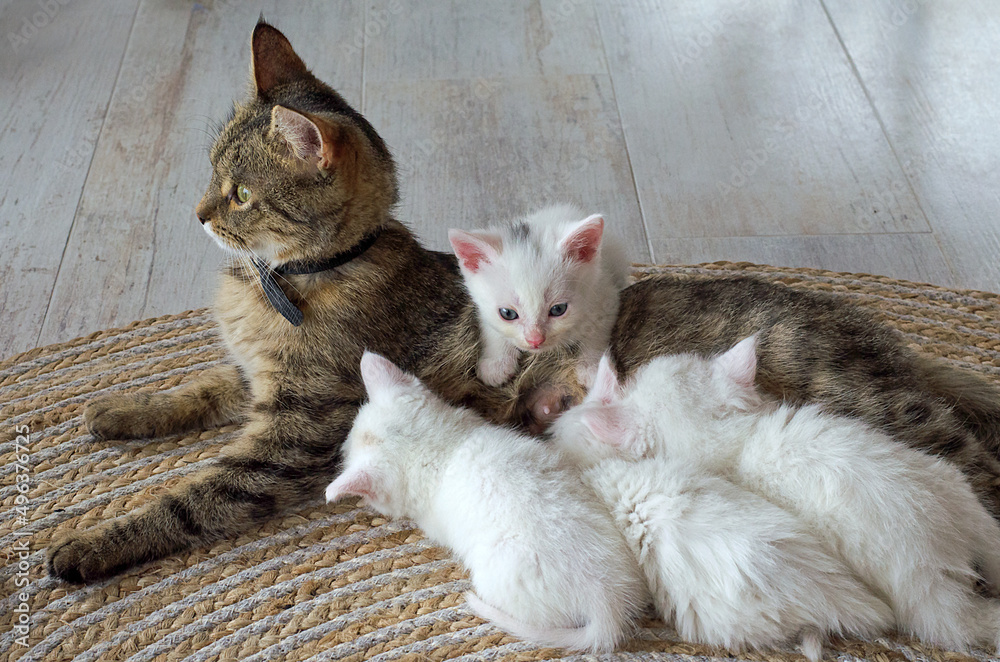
[
  {"left": 596, "top": 0, "right": 931, "bottom": 250},
  {"left": 657, "top": 233, "right": 956, "bottom": 288},
  {"left": 365, "top": 74, "right": 651, "bottom": 263},
  {"left": 37, "top": 0, "right": 365, "bottom": 348},
  {"left": 362, "top": 0, "right": 607, "bottom": 83},
  {"left": 822, "top": 0, "right": 1000, "bottom": 293},
  {"left": 0, "top": 0, "right": 139, "bottom": 359}
]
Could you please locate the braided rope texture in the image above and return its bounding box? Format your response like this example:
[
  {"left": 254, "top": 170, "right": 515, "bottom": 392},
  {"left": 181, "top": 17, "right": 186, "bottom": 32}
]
[{"left": 3, "top": 262, "right": 1000, "bottom": 662}]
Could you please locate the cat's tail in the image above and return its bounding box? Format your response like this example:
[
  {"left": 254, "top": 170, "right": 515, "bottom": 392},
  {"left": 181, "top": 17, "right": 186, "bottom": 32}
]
[
  {"left": 464, "top": 591, "right": 628, "bottom": 653},
  {"left": 913, "top": 354, "right": 1000, "bottom": 456}
]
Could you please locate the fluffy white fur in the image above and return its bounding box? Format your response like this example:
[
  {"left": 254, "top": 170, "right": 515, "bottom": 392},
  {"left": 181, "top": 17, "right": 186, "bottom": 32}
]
[
  {"left": 325, "top": 352, "right": 649, "bottom": 653},
  {"left": 448, "top": 204, "right": 630, "bottom": 387},
  {"left": 556, "top": 340, "right": 1000, "bottom": 654},
  {"left": 552, "top": 425, "right": 893, "bottom": 660}
]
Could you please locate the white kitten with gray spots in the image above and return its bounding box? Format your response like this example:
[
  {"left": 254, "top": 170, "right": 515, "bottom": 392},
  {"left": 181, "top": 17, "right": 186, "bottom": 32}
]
[
  {"left": 325, "top": 352, "right": 649, "bottom": 653},
  {"left": 559, "top": 340, "right": 1000, "bottom": 655},
  {"left": 449, "top": 204, "right": 629, "bottom": 387}
]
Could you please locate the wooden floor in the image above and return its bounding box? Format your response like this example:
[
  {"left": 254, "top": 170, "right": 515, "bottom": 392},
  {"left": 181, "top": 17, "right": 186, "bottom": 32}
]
[{"left": 2, "top": 0, "right": 999, "bottom": 359}]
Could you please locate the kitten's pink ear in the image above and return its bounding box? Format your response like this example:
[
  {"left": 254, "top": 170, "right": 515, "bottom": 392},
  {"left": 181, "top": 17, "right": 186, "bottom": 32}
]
[
  {"left": 251, "top": 21, "right": 309, "bottom": 96},
  {"left": 588, "top": 354, "right": 622, "bottom": 404},
  {"left": 448, "top": 230, "right": 502, "bottom": 273},
  {"left": 560, "top": 214, "right": 604, "bottom": 263},
  {"left": 360, "top": 352, "right": 419, "bottom": 401},
  {"left": 713, "top": 335, "right": 759, "bottom": 389},
  {"left": 325, "top": 466, "right": 380, "bottom": 503},
  {"left": 581, "top": 407, "right": 628, "bottom": 449}
]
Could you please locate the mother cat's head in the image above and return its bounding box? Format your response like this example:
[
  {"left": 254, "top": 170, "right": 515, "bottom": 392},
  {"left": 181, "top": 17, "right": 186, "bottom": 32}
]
[{"left": 196, "top": 21, "right": 397, "bottom": 267}]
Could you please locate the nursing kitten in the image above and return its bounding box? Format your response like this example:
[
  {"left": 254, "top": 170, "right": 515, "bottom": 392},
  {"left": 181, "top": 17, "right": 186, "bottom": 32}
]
[
  {"left": 449, "top": 204, "right": 629, "bottom": 387},
  {"left": 325, "top": 352, "right": 648, "bottom": 653},
  {"left": 548, "top": 411, "right": 893, "bottom": 660},
  {"left": 565, "top": 346, "right": 1000, "bottom": 654},
  {"left": 49, "top": 20, "right": 1000, "bottom": 583}
]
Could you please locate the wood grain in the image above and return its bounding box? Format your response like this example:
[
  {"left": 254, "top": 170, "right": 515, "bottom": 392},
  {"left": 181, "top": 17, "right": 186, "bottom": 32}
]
[
  {"left": 822, "top": 0, "right": 1000, "bottom": 293},
  {"left": 0, "top": 0, "right": 139, "bottom": 358},
  {"left": 595, "top": 0, "right": 931, "bottom": 247},
  {"left": 362, "top": 0, "right": 607, "bottom": 82},
  {"left": 365, "top": 74, "right": 651, "bottom": 262},
  {"left": 657, "top": 233, "right": 956, "bottom": 287}
]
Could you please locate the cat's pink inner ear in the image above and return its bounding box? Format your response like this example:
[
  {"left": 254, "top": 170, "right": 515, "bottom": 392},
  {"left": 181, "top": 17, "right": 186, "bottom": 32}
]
[
  {"left": 560, "top": 215, "right": 605, "bottom": 263},
  {"left": 360, "top": 351, "right": 418, "bottom": 398},
  {"left": 589, "top": 354, "right": 621, "bottom": 404},
  {"left": 251, "top": 21, "right": 309, "bottom": 96},
  {"left": 448, "top": 230, "right": 500, "bottom": 273},
  {"left": 326, "top": 467, "right": 379, "bottom": 503},
  {"left": 715, "top": 335, "right": 759, "bottom": 389},
  {"left": 271, "top": 106, "right": 324, "bottom": 162}
]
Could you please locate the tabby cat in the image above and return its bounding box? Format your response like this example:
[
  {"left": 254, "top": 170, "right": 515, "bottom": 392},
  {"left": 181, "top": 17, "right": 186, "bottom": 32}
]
[{"left": 47, "top": 20, "right": 1000, "bottom": 583}]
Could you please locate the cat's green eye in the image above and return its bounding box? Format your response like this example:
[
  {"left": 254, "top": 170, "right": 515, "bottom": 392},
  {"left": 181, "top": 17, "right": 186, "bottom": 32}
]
[
  {"left": 235, "top": 184, "right": 251, "bottom": 204},
  {"left": 549, "top": 303, "right": 568, "bottom": 317},
  {"left": 499, "top": 307, "right": 519, "bottom": 321}
]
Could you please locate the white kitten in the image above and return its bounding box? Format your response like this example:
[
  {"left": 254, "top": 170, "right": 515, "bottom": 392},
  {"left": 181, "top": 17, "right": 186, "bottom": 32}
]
[
  {"left": 551, "top": 408, "right": 893, "bottom": 660},
  {"left": 448, "top": 204, "right": 629, "bottom": 387},
  {"left": 562, "top": 343, "right": 1000, "bottom": 654},
  {"left": 325, "top": 352, "right": 649, "bottom": 653}
]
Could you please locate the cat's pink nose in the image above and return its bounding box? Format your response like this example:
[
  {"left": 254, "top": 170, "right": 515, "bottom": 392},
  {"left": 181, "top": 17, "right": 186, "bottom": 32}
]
[{"left": 525, "top": 331, "right": 546, "bottom": 349}]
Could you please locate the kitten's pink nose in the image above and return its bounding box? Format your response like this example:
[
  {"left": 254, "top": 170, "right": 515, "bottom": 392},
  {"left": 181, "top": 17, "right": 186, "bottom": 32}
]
[{"left": 525, "top": 331, "right": 546, "bottom": 349}]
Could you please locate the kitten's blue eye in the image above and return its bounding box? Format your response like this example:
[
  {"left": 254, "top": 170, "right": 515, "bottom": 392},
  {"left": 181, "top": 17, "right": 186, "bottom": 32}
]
[
  {"left": 549, "top": 303, "right": 568, "bottom": 317},
  {"left": 499, "top": 307, "right": 519, "bottom": 321}
]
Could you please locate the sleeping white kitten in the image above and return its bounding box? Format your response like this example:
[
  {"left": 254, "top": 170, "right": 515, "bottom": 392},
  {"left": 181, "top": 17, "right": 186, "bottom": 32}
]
[
  {"left": 448, "top": 204, "right": 629, "bottom": 387},
  {"left": 551, "top": 407, "right": 893, "bottom": 660},
  {"left": 325, "top": 352, "right": 649, "bottom": 653},
  {"left": 561, "top": 342, "right": 1000, "bottom": 654}
]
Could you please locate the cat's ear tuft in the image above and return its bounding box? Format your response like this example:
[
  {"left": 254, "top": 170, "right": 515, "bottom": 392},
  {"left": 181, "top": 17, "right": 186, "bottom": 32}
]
[
  {"left": 251, "top": 21, "right": 309, "bottom": 97},
  {"left": 360, "top": 352, "right": 419, "bottom": 400},
  {"left": 560, "top": 214, "right": 604, "bottom": 263},
  {"left": 589, "top": 354, "right": 621, "bottom": 404},
  {"left": 325, "top": 466, "right": 381, "bottom": 503},
  {"left": 270, "top": 106, "right": 351, "bottom": 173},
  {"left": 714, "top": 335, "right": 759, "bottom": 389},
  {"left": 448, "top": 229, "right": 502, "bottom": 273}
]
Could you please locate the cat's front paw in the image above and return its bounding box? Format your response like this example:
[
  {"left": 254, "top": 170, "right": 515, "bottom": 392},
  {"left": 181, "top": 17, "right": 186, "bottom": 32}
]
[
  {"left": 84, "top": 393, "right": 157, "bottom": 440},
  {"left": 477, "top": 356, "right": 518, "bottom": 387},
  {"left": 47, "top": 529, "right": 120, "bottom": 583}
]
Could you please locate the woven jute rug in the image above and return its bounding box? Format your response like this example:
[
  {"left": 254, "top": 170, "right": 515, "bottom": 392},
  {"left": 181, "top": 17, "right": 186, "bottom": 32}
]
[{"left": 3, "top": 262, "right": 1000, "bottom": 662}]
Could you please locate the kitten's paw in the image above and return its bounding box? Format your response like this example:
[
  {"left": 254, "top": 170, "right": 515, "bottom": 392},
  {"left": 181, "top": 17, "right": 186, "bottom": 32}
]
[
  {"left": 477, "top": 357, "right": 517, "bottom": 387},
  {"left": 47, "top": 529, "right": 119, "bottom": 583},
  {"left": 525, "top": 383, "right": 578, "bottom": 435},
  {"left": 84, "top": 393, "right": 157, "bottom": 440}
]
